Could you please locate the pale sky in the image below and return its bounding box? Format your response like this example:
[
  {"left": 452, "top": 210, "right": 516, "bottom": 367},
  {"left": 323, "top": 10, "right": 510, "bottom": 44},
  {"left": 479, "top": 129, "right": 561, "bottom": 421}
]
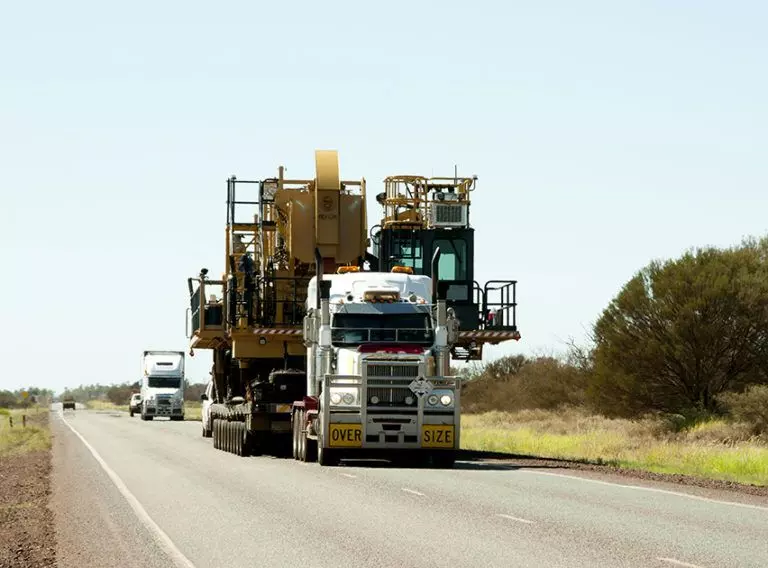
[{"left": 2, "top": 1, "right": 766, "bottom": 394}]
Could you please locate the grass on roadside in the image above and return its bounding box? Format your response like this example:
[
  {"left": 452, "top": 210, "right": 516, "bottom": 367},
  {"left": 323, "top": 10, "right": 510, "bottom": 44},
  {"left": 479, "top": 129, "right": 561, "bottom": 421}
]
[
  {"left": 461, "top": 408, "right": 768, "bottom": 487},
  {"left": 84, "top": 399, "right": 202, "bottom": 420},
  {"left": 85, "top": 400, "right": 129, "bottom": 412},
  {"left": 0, "top": 407, "right": 51, "bottom": 456},
  {"left": 184, "top": 401, "right": 201, "bottom": 421}
]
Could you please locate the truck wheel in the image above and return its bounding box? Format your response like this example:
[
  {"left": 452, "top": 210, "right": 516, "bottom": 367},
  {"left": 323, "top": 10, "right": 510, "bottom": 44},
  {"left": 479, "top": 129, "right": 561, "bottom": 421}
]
[
  {"left": 317, "top": 437, "right": 339, "bottom": 467},
  {"left": 431, "top": 451, "right": 456, "bottom": 469},
  {"left": 129, "top": 409, "right": 133, "bottom": 417},
  {"left": 292, "top": 411, "right": 300, "bottom": 460},
  {"left": 297, "top": 410, "right": 307, "bottom": 461}
]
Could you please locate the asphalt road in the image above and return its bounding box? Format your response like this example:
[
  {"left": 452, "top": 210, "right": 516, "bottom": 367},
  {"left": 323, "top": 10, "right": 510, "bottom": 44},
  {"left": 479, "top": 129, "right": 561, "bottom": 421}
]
[{"left": 50, "top": 407, "right": 768, "bottom": 568}]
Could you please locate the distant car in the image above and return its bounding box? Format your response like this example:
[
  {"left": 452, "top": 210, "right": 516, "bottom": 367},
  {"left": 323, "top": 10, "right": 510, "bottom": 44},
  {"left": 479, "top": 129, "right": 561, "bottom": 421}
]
[
  {"left": 62, "top": 396, "right": 76, "bottom": 411},
  {"left": 201, "top": 380, "right": 214, "bottom": 438},
  {"left": 129, "top": 393, "right": 142, "bottom": 417}
]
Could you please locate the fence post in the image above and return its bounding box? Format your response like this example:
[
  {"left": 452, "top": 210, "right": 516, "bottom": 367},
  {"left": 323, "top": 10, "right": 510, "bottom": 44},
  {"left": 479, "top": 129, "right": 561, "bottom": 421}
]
[
  {"left": 22, "top": 415, "right": 27, "bottom": 427},
  {"left": 8, "top": 416, "right": 12, "bottom": 428}
]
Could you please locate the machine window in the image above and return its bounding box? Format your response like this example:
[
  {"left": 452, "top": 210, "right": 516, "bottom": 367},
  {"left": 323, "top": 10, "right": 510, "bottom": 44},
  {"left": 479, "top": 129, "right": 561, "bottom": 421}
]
[
  {"left": 391, "top": 235, "right": 423, "bottom": 272},
  {"left": 434, "top": 238, "right": 467, "bottom": 280}
]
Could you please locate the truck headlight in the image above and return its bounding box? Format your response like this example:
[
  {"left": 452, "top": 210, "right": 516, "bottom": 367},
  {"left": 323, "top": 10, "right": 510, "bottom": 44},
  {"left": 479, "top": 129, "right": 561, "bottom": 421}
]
[
  {"left": 426, "top": 390, "right": 454, "bottom": 408},
  {"left": 329, "top": 387, "right": 359, "bottom": 407}
]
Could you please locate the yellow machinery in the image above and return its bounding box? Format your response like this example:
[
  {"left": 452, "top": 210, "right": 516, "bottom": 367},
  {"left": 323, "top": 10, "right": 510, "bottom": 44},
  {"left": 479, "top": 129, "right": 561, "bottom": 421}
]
[
  {"left": 186, "top": 150, "right": 368, "bottom": 408},
  {"left": 369, "top": 173, "right": 520, "bottom": 360}
]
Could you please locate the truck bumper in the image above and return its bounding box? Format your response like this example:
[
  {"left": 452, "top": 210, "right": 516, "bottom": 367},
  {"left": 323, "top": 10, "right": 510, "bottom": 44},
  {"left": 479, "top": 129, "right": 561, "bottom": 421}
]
[
  {"left": 143, "top": 405, "right": 183, "bottom": 417},
  {"left": 325, "top": 411, "right": 458, "bottom": 451}
]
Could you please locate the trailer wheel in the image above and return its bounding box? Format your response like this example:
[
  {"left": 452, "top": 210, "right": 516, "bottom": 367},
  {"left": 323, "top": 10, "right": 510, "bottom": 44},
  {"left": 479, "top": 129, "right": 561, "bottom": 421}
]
[
  {"left": 212, "top": 419, "right": 219, "bottom": 449},
  {"left": 241, "top": 425, "right": 251, "bottom": 457},
  {"left": 226, "top": 421, "right": 232, "bottom": 454},
  {"left": 235, "top": 422, "right": 243, "bottom": 456}
]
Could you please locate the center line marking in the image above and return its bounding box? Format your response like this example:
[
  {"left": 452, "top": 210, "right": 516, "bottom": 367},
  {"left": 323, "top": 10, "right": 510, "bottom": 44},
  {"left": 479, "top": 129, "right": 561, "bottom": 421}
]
[
  {"left": 657, "top": 558, "right": 705, "bottom": 568},
  {"left": 497, "top": 513, "right": 535, "bottom": 524},
  {"left": 341, "top": 473, "right": 357, "bottom": 478},
  {"left": 402, "top": 488, "right": 426, "bottom": 496}
]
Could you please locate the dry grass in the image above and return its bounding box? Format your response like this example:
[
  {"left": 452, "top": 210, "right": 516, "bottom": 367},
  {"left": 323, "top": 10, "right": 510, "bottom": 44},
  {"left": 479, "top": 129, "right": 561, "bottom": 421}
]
[
  {"left": 461, "top": 407, "right": 768, "bottom": 487},
  {"left": 0, "top": 407, "right": 51, "bottom": 456},
  {"left": 184, "top": 402, "right": 202, "bottom": 421},
  {"left": 85, "top": 400, "right": 129, "bottom": 412},
  {"left": 84, "top": 399, "right": 202, "bottom": 420}
]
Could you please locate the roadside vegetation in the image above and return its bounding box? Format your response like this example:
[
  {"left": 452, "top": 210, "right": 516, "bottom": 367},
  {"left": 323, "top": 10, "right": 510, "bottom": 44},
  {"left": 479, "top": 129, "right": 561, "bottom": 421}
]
[
  {"left": 0, "top": 394, "right": 56, "bottom": 567},
  {"left": 0, "top": 406, "right": 51, "bottom": 456},
  {"left": 460, "top": 236, "right": 768, "bottom": 487},
  {"left": 84, "top": 399, "right": 203, "bottom": 420},
  {"left": 67, "top": 380, "right": 206, "bottom": 421}
]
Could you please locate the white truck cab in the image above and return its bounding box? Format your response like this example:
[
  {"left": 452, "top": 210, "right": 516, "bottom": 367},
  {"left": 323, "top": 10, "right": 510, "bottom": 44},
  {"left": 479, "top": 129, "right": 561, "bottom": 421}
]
[
  {"left": 140, "top": 350, "right": 186, "bottom": 421},
  {"left": 298, "top": 263, "right": 460, "bottom": 467}
]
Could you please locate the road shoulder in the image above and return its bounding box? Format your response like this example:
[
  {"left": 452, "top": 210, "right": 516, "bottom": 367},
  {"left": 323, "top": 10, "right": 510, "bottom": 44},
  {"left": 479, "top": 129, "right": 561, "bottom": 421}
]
[
  {"left": 50, "top": 413, "right": 174, "bottom": 568},
  {"left": 0, "top": 411, "right": 56, "bottom": 568}
]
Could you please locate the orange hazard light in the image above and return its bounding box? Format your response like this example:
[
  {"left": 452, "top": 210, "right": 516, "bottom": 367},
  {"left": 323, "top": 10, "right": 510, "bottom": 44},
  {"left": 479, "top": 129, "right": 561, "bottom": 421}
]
[{"left": 391, "top": 265, "right": 414, "bottom": 274}]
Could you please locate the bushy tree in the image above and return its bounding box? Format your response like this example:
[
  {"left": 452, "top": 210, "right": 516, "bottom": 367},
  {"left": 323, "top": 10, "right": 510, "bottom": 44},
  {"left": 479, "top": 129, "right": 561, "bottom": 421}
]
[{"left": 589, "top": 238, "right": 768, "bottom": 417}]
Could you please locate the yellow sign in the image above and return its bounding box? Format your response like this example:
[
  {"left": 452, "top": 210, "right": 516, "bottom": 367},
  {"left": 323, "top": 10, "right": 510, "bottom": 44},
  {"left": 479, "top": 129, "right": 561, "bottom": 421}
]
[
  {"left": 328, "top": 424, "right": 363, "bottom": 447},
  {"left": 422, "top": 425, "right": 455, "bottom": 448},
  {"left": 21, "top": 391, "right": 28, "bottom": 399},
  {"left": 275, "top": 404, "right": 292, "bottom": 413}
]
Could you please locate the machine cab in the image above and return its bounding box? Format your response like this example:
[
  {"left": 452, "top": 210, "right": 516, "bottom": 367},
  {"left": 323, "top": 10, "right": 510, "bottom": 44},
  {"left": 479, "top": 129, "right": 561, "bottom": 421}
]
[{"left": 368, "top": 175, "right": 519, "bottom": 360}]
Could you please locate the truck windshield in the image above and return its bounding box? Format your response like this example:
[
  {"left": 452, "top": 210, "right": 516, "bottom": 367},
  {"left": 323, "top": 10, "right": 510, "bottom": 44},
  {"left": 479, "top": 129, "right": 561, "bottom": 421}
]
[
  {"left": 331, "top": 313, "right": 433, "bottom": 346},
  {"left": 147, "top": 377, "right": 182, "bottom": 388}
]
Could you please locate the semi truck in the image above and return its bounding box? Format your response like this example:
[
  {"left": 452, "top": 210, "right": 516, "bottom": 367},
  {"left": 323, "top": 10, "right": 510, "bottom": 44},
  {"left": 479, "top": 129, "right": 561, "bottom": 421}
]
[
  {"left": 139, "top": 350, "right": 186, "bottom": 421},
  {"left": 186, "top": 150, "right": 520, "bottom": 466},
  {"left": 290, "top": 248, "right": 461, "bottom": 466}
]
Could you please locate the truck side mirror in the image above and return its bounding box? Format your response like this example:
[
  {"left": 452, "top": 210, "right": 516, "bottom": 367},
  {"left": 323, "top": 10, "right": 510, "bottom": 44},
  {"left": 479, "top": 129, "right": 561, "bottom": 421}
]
[{"left": 201, "top": 393, "right": 208, "bottom": 401}]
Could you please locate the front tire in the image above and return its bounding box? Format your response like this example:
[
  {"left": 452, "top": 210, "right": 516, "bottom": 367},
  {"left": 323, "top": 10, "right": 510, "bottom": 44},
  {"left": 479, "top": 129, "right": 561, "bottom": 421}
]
[{"left": 431, "top": 450, "right": 456, "bottom": 469}]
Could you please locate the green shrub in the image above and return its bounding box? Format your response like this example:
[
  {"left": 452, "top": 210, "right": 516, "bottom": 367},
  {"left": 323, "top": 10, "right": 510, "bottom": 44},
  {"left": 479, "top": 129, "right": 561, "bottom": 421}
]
[{"left": 718, "top": 385, "right": 768, "bottom": 434}]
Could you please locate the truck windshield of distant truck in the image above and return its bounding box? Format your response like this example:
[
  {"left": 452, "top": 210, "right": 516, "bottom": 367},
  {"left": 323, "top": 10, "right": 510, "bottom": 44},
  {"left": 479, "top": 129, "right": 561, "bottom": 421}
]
[
  {"left": 331, "top": 312, "right": 433, "bottom": 345},
  {"left": 147, "top": 377, "right": 182, "bottom": 388}
]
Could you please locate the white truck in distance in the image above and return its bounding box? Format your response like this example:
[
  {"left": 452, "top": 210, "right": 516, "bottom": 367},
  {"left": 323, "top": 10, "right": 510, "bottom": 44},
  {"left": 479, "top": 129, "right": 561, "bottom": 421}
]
[{"left": 140, "top": 350, "right": 186, "bottom": 421}]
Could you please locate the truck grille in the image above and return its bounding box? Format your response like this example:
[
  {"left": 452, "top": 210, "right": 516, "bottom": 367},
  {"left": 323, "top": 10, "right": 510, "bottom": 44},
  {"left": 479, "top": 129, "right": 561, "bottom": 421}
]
[
  {"left": 365, "top": 363, "right": 419, "bottom": 407},
  {"left": 366, "top": 364, "right": 419, "bottom": 378},
  {"left": 367, "top": 381, "right": 415, "bottom": 406}
]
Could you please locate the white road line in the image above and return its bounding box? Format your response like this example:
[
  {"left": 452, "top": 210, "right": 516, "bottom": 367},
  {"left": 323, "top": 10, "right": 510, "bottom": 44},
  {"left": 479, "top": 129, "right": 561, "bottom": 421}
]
[
  {"left": 59, "top": 415, "right": 196, "bottom": 568},
  {"left": 520, "top": 470, "right": 768, "bottom": 512},
  {"left": 341, "top": 473, "right": 357, "bottom": 479},
  {"left": 402, "top": 488, "right": 426, "bottom": 496},
  {"left": 497, "top": 513, "right": 535, "bottom": 524},
  {"left": 657, "top": 557, "right": 706, "bottom": 568}
]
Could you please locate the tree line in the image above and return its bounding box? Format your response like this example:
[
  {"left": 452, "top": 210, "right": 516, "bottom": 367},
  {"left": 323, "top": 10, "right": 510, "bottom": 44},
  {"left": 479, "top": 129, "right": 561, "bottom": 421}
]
[{"left": 461, "top": 235, "right": 768, "bottom": 433}]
